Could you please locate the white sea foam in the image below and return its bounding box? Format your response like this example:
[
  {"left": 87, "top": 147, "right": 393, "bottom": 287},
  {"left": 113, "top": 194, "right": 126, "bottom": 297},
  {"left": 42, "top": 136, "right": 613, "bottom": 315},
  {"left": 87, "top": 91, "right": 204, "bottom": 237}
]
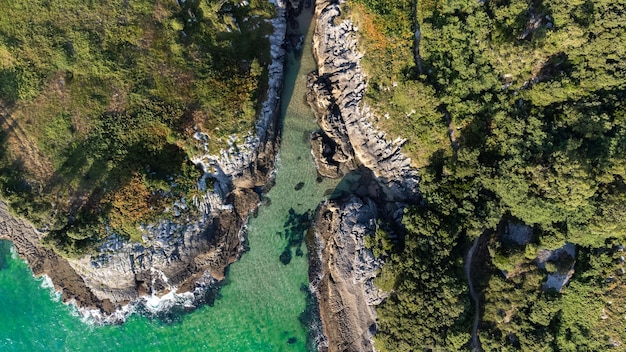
[
  {"left": 74, "top": 301, "right": 134, "bottom": 326},
  {"left": 142, "top": 289, "right": 196, "bottom": 313},
  {"left": 63, "top": 271, "right": 220, "bottom": 325},
  {"left": 38, "top": 274, "right": 54, "bottom": 289},
  {"left": 37, "top": 274, "right": 63, "bottom": 302},
  {"left": 8, "top": 244, "right": 17, "bottom": 260}
]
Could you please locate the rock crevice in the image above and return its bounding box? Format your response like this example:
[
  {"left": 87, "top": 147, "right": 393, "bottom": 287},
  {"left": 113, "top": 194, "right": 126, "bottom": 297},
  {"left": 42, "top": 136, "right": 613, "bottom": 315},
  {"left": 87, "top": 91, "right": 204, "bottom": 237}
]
[
  {"left": 307, "top": 0, "right": 419, "bottom": 203},
  {"left": 307, "top": 1, "right": 421, "bottom": 351},
  {"left": 308, "top": 196, "right": 384, "bottom": 352}
]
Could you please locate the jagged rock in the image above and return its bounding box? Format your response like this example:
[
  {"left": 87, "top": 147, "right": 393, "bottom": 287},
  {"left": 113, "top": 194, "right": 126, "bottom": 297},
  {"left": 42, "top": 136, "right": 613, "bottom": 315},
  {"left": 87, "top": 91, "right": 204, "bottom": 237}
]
[
  {"left": 536, "top": 243, "right": 576, "bottom": 292},
  {"left": 306, "top": 1, "right": 422, "bottom": 350},
  {"left": 308, "top": 196, "right": 386, "bottom": 352},
  {"left": 307, "top": 0, "right": 419, "bottom": 203},
  {"left": 310, "top": 131, "right": 353, "bottom": 178},
  {"left": 503, "top": 222, "right": 533, "bottom": 246},
  {"left": 0, "top": 201, "right": 117, "bottom": 315}
]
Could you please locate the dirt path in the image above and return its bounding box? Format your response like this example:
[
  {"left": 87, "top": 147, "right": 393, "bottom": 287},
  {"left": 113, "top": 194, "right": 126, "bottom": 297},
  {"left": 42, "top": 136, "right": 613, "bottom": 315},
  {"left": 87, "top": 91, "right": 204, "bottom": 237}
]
[
  {"left": 0, "top": 105, "right": 54, "bottom": 181},
  {"left": 465, "top": 235, "right": 483, "bottom": 351}
]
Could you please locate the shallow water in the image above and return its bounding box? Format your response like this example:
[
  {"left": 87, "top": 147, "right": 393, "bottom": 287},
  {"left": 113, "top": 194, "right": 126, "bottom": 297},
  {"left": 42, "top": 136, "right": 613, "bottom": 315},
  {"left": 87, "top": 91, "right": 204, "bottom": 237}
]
[{"left": 0, "top": 6, "right": 334, "bottom": 352}]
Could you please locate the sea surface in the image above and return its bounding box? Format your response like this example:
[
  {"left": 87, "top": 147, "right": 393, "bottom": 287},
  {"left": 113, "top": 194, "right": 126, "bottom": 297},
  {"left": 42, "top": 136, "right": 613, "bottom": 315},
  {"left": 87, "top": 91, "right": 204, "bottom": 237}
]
[{"left": 0, "top": 7, "right": 333, "bottom": 352}]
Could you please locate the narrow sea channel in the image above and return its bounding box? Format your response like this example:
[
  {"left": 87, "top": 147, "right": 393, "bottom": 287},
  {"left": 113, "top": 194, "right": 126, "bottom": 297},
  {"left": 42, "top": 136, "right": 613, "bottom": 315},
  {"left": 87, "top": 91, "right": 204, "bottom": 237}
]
[{"left": 0, "top": 6, "right": 333, "bottom": 351}]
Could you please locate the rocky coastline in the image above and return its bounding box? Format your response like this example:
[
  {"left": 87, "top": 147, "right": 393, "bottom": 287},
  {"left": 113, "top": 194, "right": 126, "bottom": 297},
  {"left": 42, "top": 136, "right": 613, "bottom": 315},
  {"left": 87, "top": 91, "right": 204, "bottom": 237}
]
[
  {"left": 306, "top": 0, "right": 419, "bottom": 201},
  {"left": 0, "top": 0, "right": 423, "bottom": 348},
  {"left": 308, "top": 196, "right": 384, "bottom": 352},
  {"left": 306, "top": 0, "right": 421, "bottom": 350},
  {"left": 0, "top": 0, "right": 295, "bottom": 323}
]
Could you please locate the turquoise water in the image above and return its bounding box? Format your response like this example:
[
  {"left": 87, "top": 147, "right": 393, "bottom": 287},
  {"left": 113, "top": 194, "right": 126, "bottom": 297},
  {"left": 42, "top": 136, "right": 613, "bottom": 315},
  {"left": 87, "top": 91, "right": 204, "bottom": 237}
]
[{"left": 0, "top": 8, "right": 334, "bottom": 352}]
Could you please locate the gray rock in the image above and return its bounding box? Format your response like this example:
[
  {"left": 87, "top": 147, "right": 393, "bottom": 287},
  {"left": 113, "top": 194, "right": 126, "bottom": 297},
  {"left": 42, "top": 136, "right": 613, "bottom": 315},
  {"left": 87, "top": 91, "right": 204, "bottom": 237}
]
[
  {"left": 309, "top": 196, "right": 386, "bottom": 352},
  {"left": 307, "top": 0, "right": 419, "bottom": 203},
  {"left": 536, "top": 243, "right": 576, "bottom": 292},
  {"left": 306, "top": 1, "right": 422, "bottom": 350},
  {"left": 503, "top": 222, "right": 533, "bottom": 246}
]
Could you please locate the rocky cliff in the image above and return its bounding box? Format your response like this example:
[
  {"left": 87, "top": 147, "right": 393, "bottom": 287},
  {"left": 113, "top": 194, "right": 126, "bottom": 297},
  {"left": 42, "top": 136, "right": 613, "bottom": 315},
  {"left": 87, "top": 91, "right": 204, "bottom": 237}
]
[
  {"left": 307, "top": 0, "right": 419, "bottom": 202},
  {"left": 0, "top": 0, "right": 293, "bottom": 323},
  {"left": 0, "top": 201, "right": 116, "bottom": 314},
  {"left": 309, "top": 196, "right": 386, "bottom": 352},
  {"left": 307, "top": 0, "right": 421, "bottom": 350}
]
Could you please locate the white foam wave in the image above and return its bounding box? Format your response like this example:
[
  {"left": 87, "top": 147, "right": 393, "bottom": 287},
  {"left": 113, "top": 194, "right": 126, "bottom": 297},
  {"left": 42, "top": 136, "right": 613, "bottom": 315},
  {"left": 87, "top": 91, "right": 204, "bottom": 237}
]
[
  {"left": 37, "top": 274, "right": 63, "bottom": 302},
  {"left": 38, "top": 274, "right": 54, "bottom": 289},
  {"left": 75, "top": 301, "right": 134, "bottom": 326},
  {"left": 142, "top": 289, "right": 196, "bottom": 313},
  {"left": 8, "top": 244, "right": 17, "bottom": 260}
]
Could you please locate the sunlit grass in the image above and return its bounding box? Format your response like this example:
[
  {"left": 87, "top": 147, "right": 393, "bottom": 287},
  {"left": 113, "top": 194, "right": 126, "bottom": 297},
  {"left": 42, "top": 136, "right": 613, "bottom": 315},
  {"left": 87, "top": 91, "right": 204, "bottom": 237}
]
[{"left": 0, "top": 0, "right": 276, "bottom": 255}]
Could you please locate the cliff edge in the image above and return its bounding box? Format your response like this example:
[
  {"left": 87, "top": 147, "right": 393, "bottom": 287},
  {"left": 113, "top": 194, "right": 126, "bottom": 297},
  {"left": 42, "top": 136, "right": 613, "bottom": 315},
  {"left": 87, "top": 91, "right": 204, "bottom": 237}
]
[{"left": 307, "top": 0, "right": 421, "bottom": 350}]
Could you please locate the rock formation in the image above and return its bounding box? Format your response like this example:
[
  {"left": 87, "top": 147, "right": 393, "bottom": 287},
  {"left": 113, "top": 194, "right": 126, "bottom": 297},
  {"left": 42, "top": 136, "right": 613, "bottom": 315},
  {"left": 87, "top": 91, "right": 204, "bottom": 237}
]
[
  {"left": 309, "top": 196, "right": 385, "bottom": 352},
  {"left": 307, "top": 0, "right": 419, "bottom": 202},
  {"left": 306, "top": 0, "right": 421, "bottom": 350},
  {"left": 536, "top": 243, "right": 576, "bottom": 292},
  {"left": 0, "top": 201, "right": 116, "bottom": 314}
]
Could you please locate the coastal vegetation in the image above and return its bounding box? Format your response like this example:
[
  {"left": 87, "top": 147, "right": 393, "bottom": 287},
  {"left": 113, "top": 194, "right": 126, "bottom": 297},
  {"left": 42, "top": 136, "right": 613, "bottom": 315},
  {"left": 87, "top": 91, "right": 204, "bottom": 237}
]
[
  {"left": 345, "top": 0, "right": 626, "bottom": 349},
  {"left": 0, "top": 0, "right": 276, "bottom": 256}
]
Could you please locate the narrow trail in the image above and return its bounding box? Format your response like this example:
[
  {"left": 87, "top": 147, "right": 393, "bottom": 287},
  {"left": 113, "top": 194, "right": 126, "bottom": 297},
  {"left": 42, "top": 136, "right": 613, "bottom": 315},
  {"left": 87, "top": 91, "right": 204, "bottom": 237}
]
[
  {"left": 0, "top": 106, "right": 54, "bottom": 181},
  {"left": 465, "top": 235, "right": 483, "bottom": 352}
]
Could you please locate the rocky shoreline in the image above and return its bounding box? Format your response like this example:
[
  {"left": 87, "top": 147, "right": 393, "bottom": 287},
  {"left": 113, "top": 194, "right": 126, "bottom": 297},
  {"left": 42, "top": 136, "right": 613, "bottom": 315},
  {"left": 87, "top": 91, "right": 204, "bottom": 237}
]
[
  {"left": 0, "top": 201, "right": 117, "bottom": 314},
  {"left": 0, "top": 0, "right": 294, "bottom": 323},
  {"left": 306, "top": 0, "right": 421, "bottom": 350},
  {"left": 306, "top": 1, "right": 419, "bottom": 201},
  {"left": 308, "top": 196, "right": 383, "bottom": 352},
  {"left": 1, "top": 0, "right": 422, "bottom": 348}
]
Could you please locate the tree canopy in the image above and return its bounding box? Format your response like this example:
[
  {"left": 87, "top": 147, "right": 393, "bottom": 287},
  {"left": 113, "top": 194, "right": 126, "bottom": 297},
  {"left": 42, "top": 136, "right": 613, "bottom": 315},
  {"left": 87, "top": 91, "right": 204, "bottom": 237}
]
[{"left": 347, "top": 0, "right": 626, "bottom": 348}]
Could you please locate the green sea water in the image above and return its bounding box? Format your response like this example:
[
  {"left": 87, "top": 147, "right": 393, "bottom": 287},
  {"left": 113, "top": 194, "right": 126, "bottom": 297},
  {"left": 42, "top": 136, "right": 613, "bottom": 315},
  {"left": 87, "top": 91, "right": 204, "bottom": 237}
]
[{"left": 0, "top": 7, "right": 333, "bottom": 352}]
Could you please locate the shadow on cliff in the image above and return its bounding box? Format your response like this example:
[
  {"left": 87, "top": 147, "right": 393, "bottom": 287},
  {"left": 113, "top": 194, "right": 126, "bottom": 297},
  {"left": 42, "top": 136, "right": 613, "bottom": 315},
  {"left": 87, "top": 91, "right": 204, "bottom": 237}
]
[{"left": 277, "top": 1, "right": 316, "bottom": 137}]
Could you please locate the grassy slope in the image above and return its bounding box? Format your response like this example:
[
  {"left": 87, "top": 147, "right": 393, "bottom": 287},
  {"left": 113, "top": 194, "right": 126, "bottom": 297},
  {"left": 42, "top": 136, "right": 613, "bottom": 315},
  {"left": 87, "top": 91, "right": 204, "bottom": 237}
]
[{"left": 0, "top": 0, "right": 276, "bottom": 255}]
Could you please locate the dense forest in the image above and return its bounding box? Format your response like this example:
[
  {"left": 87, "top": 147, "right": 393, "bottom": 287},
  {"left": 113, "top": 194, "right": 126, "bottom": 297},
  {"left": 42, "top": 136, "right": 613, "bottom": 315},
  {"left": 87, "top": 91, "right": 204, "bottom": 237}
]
[
  {"left": 345, "top": 0, "right": 626, "bottom": 349},
  {"left": 0, "top": 0, "right": 275, "bottom": 255}
]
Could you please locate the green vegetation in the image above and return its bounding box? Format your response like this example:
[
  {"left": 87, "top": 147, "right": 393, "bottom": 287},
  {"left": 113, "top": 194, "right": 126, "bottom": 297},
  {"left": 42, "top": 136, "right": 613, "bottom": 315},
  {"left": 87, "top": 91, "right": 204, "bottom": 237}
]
[
  {"left": 0, "top": 0, "right": 277, "bottom": 255},
  {"left": 374, "top": 207, "right": 473, "bottom": 351},
  {"left": 480, "top": 239, "right": 626, "bottom": 351},
  {"left": 346, "top": 0, "right": 626, "bottom": 349}
]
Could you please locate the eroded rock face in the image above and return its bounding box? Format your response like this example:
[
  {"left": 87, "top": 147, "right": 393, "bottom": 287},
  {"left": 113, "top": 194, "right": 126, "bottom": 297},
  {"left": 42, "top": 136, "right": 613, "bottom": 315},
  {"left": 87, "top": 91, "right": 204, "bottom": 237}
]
[
  {"left": 0, "top": 202, "right": 116, "bottom": 314},
  {"left": 309, "top": 196, "right": 385, "bottom": 352},
  {"left": 536, "top": 243, "right": 576, "bottom": 292},
  {"left": 307, "top": 0, "right": 419, "bottom": 203},
  {"left": 310, "top": 130, "right": 355, "bottom": 178},
  {"left": 307, "top": 1, "right": 421, "bottom": 350},
  {"left": 0, "top": 0, "right": 291, "bottom": 322},
  {"left": 66, "top": 189, "right": 258, "bottom": 315}
]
